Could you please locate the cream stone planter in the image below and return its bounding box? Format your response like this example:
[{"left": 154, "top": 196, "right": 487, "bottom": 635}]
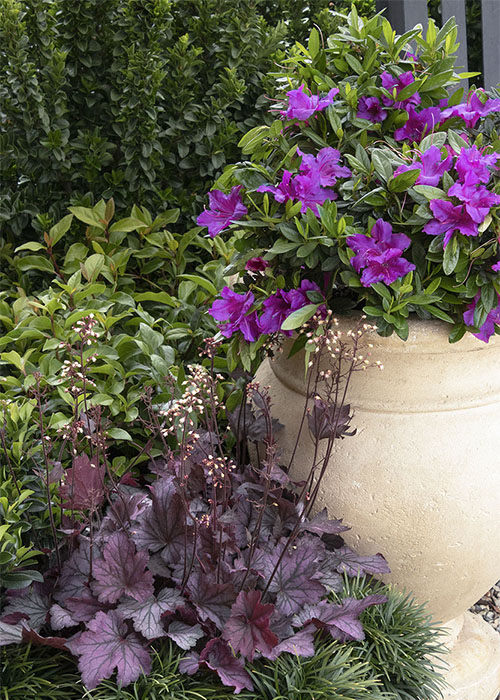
[{"left": 254, "top": 317, "right": 500, "bottom": 699}]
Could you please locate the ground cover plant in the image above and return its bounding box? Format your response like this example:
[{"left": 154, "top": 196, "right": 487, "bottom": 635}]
[
  {"left": 0, "top": 321, "right": 446, "bottom": 698},
  {"left": 196, "top": 10, "right": 500, "bottom": 368}
]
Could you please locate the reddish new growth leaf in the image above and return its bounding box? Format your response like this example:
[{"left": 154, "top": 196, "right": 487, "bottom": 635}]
[
  {"left": 200, "top": 638, "right": 253, "bottom": 694},
  {"left": 60, "top": 454, "right": 105, "bottom": 511},
  {"left": 66, "top": 610, "right": 151, "bottom": 689},
  {"left": 92, "top": 532, "right": 153, "bottom": 604},
  {"left": 223, "top": 590, "right": 277, "bottom": 661}
]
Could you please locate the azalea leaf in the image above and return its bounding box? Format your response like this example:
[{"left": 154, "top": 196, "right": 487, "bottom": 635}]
[
  {"left": 166, "top": 621, "right": 204, "bottom": 650},
  {"left": 60, "top": 454, "right": 105, "bottom": 511},
  {"left": 309, "top": 594, "right": 387, "bottom": 641},
  {"left": 3, "top": 590, "right": 50, "bottom": 631},
  {"left": 118, "top": 588, "right": 184, "bottom": 639},
  {"left": 222, "top": 590, "right": 278, "bottom": 661},
  {"left": 92, "top": 531, "right": 154, "bottom": 604},
  {"left": 329, "top": 546, "right": 390, "bottom": 576},
  {"left": 132, "top": 476, "right": 191, "bottom": 564},
  {"left": 187, "top": 572, "right": 237, "bottom": 629},
  {"left": 200, "top": 638, "right": 253, "bottom": 693},
  {"left": 261, "top": 545, "right": 325, "bottom": 615},
  {"left": 265, "top": 625, "right": 316, "bottom": 660},
  {"left": 66, "top": 610, "right": 151, "bottom": 689}
]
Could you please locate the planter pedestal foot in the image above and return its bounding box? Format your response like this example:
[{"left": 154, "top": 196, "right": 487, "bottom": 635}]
[{"left": 438, "top": 612, "right": 500, "bottom": 700}]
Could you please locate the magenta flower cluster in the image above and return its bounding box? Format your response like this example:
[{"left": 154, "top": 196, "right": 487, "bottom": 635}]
[
  {"left": 257, "top": 147, "right": 351, "bottom": 216},
  {"left": 280, "top": 84, "right": 338, "bottom": 121},
  {"left": 422, "top": 145, "right": 500, "bottom": 248},
  {"left": 464, "top": 293, "right": 500, "bottom": 342},
  {"left": 347, "top": 219, "right": 415, "bottom": 287},
  {"left": 209, "top": 280, "right": 325, "bottom": 341},
  {"left": 356, "top": 70, "right": 500, "bottom": 144}
]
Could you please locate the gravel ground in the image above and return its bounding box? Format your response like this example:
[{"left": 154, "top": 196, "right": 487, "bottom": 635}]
[
  {"left": 469, "top": 580, "right": 500, "bottom": 700},
  {"left": 470, "top": 580, "right": 500, "bottom": 634}
]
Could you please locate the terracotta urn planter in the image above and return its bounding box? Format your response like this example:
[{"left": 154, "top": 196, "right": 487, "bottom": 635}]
[{"left": 254, "top": 316, "right": 500, "bottom": 699}]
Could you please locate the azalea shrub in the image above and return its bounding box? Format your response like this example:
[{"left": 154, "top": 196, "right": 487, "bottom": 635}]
[
  {"left": 195, "top": 11, "right": 500, "bottom": 368},
  {"left": 0, "top": 328, "right": 398, "bottom": 693}
]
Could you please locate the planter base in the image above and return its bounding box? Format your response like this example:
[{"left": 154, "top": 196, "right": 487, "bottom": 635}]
[{"left": 437, "top": 613, "right": 500, "bottom": 700}]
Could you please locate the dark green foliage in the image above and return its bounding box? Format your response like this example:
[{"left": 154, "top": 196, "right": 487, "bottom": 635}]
[
  {"left": 0, "top": 0, "right": 285, "bottom": 241},
  {"left": 0, "top": 0, "right": 381, "bottom": 245},
  {"left": 0, "top": 645, "right": 83, "bottom": 700}
]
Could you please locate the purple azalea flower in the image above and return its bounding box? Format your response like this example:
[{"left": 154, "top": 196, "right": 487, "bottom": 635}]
[
  {"left": 298, "top": 148, "right": 351, "bottom": 187},
  {"left": 447, "top": 176, "right": 500, "bottom": 222},
  {"left": 257, "top": 170, "right": 296, "bottom": 204},
  {"left": 209, "top": 287, "right": 259, "bottom": 341},
  {"left": 442, "top": 92, "right": 500, "bottom": 128},
  {"left": 381, "top": 71, "right": 421, "bottom": 109},
  {"left": 347, "top": 219, "right": 415, "bottom": 287},
  {"left": 394, "top": 106, "right": 442, "bottom": 142},
  {"left": 286, "top": 279, "right": 325, "bottom": 313},
  {"left": 463, "top": 292, "right": 500, "bottom": 342},
  {"left": 258, "top": 169, "right": 336, "bottom": 216},
  {"left": 258, "top": 290, "right": 294, "bottom": 335},
  {"left": 281, "top": 84, "right": 339, "bottom": 121},
  {"left": 197, "top": 186, "right": 248, "bottom": 238},
  {"left": 356, "top": 96, "right": 387, "bottom": 123},
  {"left": 423, "top": 199, "right": 479, "bottom": 248},
  {"left": 455, "top": 146, "right": 500, "bottom": 184},
  {"left": 293, "top": 169, "right": 337, "bottom": 214},
  {"left": 492, "top": 261, "right": 500, "bottom": 272},
  {"left": 246, "top": 257, "right": 269, "bottom": 273},
  {"left": 394, "top": 145, "right": 453, "bottom": 187}
]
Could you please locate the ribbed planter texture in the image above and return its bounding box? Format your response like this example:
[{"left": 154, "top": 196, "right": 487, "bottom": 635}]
[{"left": 254, "top": 317, "right": 500, "bottom": 700}]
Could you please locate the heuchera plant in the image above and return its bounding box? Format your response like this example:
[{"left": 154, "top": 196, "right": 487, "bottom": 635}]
[
  {"left": 0, "top": 331, "right": 389, "bottom": 693},
  {"left": 196, "top": 10, "right": 500, "bottom": 366}
]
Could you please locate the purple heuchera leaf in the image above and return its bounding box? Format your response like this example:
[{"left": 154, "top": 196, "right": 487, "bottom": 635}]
[
  {"left": 60, "top": 454, "right": 105, "bottom": 511},
  {"left": 309, "top": 594, "right": 387, "bottom": 641},
  {"left": 187, "top": 572, "right": 237, "bottom": 628},
  {"left": 200, "top": 638, "right": 253, "bottom": 694},
  {"left": 179, "top": 652, "right": 200, "bottom": 675},
  {"left": 197, "top": 186, "right": 248, "bottom": 238},
  {"left": 118, "top": 588, "right": 184, "bottom": 639},
  {"left": 66, "top": 610, "right": 151, "bottom": 689},
  {"left": 299, "top": 508, "right": 349, "bottom": 536},
  {"left": 222, "top": 590, "right": 278, "bottom": 661},
  {"left": 329, "top": 546, "right": 391, "bottom": 576},
  {"left": 260, "top": 544, "right": 326, "bottom": 615},
  {"left": 166, "top": 621, "right": 204, "bottom": 650},
  {"left": 307, "top": 399, "right": 356, "bottom": 440},
  {"left": 2, "top": 589, "right": 50, "bottom": 632},
  {"left": 92, "top": 532, "right": 153, "bottom": 604},
  {"left": 51, "top": 594, "right": 106, "bottom": 630},
  {"left": 0, "top": 621, "right": 24, "bottom": 646},
  {"left": 132, "top": 476, "right": 192, "bottom": 564},
  {"left": 50, "top": 604, "right": 77, "bottom": 630},
  {"left": 265, "top": 625, "right": 316, "bottom": 660},
  {"left": 54, "top": 538, "right": 97, "bottom": 603}
]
